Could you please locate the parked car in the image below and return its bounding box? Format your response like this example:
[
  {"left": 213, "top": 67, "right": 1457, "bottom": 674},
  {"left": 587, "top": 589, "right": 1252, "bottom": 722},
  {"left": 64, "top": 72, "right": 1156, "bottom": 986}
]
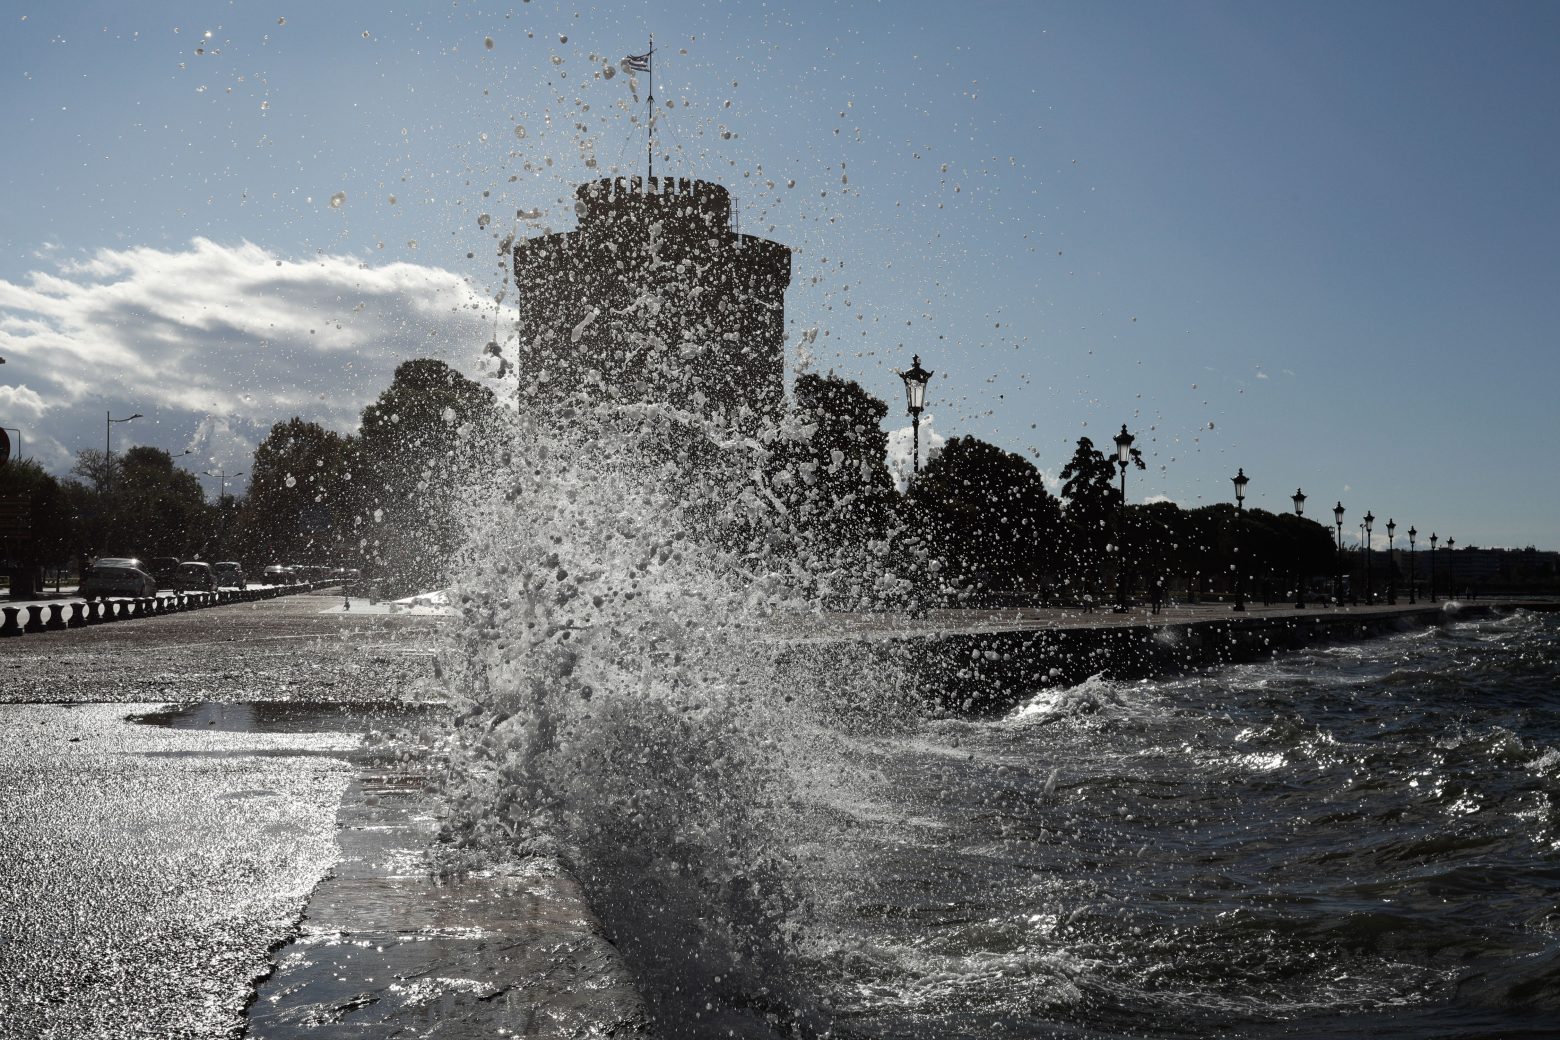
[
  {"left": 80, "top": 563, "right": 157, "bottom": 600},
  {"left": 147, "top": 557, "right": 182, "bottom": 589},
  {"left": 92, "top": 556, "right": 144, "bottom": 571},
  {"left": 175, "top": 561, "right": 216, "bottom": 592},
  {"left": 263, "top": 564, "right": 297, "bottom": 584},
  {"left": 213, "top": 561, "right": 247, "bottom": 589}
]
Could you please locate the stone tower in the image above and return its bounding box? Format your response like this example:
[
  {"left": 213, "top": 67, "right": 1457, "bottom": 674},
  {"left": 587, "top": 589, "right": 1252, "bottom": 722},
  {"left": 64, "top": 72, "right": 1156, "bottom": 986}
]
[{"left": 511, "top": 176, "right": 791, "bottom": 419}]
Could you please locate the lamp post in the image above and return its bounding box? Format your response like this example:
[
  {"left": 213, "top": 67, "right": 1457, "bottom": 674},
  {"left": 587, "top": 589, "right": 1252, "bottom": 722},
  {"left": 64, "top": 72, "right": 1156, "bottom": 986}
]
[
  {"left": 1292, "top": 488, "right": 1307, "bottom": 609},
  {"left": 1333, "top": 501, "right": 1345, "bottom": 606},
  {"left": 1446, "top": 537, "right": 1456, "bottom": 599},
  {"left": 1385, "top": 518, "right": 1397, "bottom": 604},
  {"left": 1407, "top": 526, "right": 1417, "bottom": 604},
  {"left": 1231, "top": 468, "right": 1249, "bottom": 612},
  {"left": 205, "top": 468, "right": 245, "bottom": 553},
  {"left": 1356, "top": 523, "right": 1366, "bottom": 604},
  {"left": 203, "top": 468, "right": 245, "bottom": 505},
  {"left": 1362, "top": 512, "right": 1375, "bottom": 605},
  {"left": 1112, "top": 424, "right": 1135, "bottom": 612},
  {"left": 105, "top": 410, "right": 142, "bottom": 493},
  {"left": 1429, "top": 532, "right": 1438, "bottom": 602},
  {"left": 897, "top": 355, "right": 933, "bottom": 477}
]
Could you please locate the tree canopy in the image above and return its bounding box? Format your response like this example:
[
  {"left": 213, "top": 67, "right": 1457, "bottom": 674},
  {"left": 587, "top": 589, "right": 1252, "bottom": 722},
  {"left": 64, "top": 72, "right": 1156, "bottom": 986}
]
[
  {"left": 909, "top": 435, "right": 1060, "bottom": 604},
  {"left": 355, "top": 358, "right": 500, "bottom": 595}
]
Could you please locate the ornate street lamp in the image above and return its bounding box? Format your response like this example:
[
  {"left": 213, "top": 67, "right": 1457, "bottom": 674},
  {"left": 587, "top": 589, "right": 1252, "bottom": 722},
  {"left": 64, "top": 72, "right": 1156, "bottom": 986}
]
[
  {"left": 1429, "top": 532, "right": 1438, "bottom": 602},
  {"left": 1292, "top": 488, "right": 1307, "bottom": 609},
  {"left": 1446, "top": 537, "right": 1456, "bottom": 599},
  {"left": 1112, "top": 424, "right": 1135, "bottom": 612},
  {"left": 1385, "top": 518, "right": 1397, "bottom": 604},
  {"left": 1231, "top": 468, "right": 1249, "bottom": 612},
  {"left": 1407, "top": 526, "right": 1417, "bottom": 604},
  {"left": 1357, "top": 523, "right": 1366, "bottom": 605},
  {"left": 1333, "top": 501, "right": 1346, "bottom": 606},
  {"left": 1363, "top": 511, "right": 1375, "bottom": 605},
  {"left": 897, "top": 355, "right": 933, "bottom": 476}
]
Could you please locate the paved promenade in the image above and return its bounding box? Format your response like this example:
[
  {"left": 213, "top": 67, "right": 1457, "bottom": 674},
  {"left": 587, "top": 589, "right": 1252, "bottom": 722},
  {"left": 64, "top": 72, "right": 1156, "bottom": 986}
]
[
  {"left": 787, "top": 596, "right": 1506, "bottom": 643},
  {"left": 3, "top": 586, "right": 1548, "bottom": 1036}
]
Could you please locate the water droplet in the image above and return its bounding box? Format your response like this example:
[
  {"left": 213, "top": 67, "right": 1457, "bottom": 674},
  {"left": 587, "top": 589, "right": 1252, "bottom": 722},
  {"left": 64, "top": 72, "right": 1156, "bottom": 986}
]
[
  {"left": 330, "top": 192, "right": 346, "bottom": 208},
  {"left": 485, "top": 36, "right": 494, "bottom": 49},
  {"left": 284, "top": 474, "right": 297, "bottom": 488}
]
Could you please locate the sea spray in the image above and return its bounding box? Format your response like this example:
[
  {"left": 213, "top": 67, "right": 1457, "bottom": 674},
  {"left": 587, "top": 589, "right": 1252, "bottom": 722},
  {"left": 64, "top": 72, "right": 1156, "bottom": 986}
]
[{"left": 424, "top": 397, "right": 926, "bottom": 1033}]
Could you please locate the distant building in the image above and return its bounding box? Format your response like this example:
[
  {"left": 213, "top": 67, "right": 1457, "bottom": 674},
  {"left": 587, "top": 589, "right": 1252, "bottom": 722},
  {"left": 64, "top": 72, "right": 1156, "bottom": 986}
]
[{"left": 511, "top": 176, "right": 791, "bottom": 420}]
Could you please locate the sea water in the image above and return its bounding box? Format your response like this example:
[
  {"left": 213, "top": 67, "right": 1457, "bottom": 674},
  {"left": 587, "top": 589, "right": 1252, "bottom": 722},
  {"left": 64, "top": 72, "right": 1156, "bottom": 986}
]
[
  {"left": 428, "top": 406, "right": 1559, "bottom": 1038},
  {"left": 791, "top": 609, "right": 1560, "bottom": 1039}
]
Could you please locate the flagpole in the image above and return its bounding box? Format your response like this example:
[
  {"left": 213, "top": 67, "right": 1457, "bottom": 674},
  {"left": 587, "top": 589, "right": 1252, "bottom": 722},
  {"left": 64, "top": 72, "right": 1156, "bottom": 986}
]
[{"left": 646, "top": 34, "right": 655, "bottom": 181}]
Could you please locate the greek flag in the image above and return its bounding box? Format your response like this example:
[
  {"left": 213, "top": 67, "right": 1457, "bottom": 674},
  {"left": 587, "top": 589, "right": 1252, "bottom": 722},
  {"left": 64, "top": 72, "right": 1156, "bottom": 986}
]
[{"left": 622, "top": 50, "right": 651, "bottom": 73}]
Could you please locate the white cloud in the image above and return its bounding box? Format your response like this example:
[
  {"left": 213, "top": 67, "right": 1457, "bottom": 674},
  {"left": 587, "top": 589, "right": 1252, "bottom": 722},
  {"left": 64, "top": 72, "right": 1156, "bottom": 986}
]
[
  {"left": 0, "top": 384, "right": 47, "bottom": 422},
  {"left": 886, "top": 414, "right": 946, "bottom": 493},
  {"left": 0, "top": 238, "right": 513, "bottom": 484},
  {"left": 1141, "top": 493, "right": 1176, "bottom": 506}
]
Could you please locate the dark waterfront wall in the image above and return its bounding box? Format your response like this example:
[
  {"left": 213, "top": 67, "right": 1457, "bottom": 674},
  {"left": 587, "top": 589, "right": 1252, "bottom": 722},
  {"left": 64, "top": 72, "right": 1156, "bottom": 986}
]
[
  {"left": 815, "top": 604, "right": 1540, "bottom": 718},
  {"left": 512, "top": 176, "right": 791, "bottom": 419}
]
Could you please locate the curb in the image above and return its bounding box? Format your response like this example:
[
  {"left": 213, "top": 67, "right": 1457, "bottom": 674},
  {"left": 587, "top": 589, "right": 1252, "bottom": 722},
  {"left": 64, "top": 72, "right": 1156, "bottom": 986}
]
[{"left": 0, "top": 582, "right": 333, "bottom": 640}]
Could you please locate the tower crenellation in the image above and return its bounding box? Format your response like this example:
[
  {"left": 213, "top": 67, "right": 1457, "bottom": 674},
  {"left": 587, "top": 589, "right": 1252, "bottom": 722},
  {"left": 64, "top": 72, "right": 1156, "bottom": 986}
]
[{"left": 512, "top": 175, "right": 789, "bottom": 420}]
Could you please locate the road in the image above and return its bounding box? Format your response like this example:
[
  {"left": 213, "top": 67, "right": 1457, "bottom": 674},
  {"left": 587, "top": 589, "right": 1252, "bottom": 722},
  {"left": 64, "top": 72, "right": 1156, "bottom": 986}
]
[
  {"left": 0, "top": 589, "right": 645, "bottom": 1039},
  {"left": 1, "top": 587, "right": 437, "bottom": 703},
  {"left": 0, "top": 590, "right": 439, "bottom": 1038}
]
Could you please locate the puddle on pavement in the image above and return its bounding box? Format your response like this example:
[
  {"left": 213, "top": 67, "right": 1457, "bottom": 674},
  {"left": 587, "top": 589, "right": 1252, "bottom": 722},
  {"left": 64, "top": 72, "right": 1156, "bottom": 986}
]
[
  {"left": 119, "top": 698, "right": 642, "bottom": 1034},
  {"left": 130, "top": 700, "right": 442, "bottom": 734}
]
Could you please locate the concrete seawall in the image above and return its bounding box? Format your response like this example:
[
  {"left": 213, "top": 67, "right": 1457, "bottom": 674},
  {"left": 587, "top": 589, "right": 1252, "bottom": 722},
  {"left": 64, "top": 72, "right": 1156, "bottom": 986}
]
[{"left": 785, "top": 601, "right": 1552, "bottom": 718}]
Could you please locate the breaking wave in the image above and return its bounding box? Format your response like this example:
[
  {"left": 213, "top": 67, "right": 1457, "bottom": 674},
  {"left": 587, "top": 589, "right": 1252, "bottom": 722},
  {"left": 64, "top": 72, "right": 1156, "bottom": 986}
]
[{"left": 422, "top": 401, "right": 922, "bottom": 1034}]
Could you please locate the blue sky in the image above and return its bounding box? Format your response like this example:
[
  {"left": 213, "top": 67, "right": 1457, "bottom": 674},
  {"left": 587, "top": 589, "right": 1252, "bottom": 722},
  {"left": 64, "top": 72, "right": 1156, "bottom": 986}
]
[{"left": 2, "top": 1, "right": 1558, "bottom": 550}]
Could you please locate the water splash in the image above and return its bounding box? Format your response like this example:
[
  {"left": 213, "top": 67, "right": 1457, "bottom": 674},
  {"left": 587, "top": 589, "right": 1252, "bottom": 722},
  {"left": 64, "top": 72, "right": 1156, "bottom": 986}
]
[{"left": 423, "top": 398, "right": 923, "bottom": 1032}]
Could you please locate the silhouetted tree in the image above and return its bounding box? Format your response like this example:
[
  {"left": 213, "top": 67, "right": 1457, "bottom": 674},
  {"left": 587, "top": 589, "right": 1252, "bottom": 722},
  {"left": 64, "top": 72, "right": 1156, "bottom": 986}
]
[
  {"left": 778, "top": 373, "right": 898, "bottom": 546},
  {"left": 60, "top": 447, "right": 205, "bottom": 561},
  {"left": 355, "top": 359, "right": 499, "bottom": 595},
  {"left": 237, "top": 418, "right": 356, "bottom": 566},
  {"left": 762, "top": 373, "right": 904, "bottom": 608},
  {"left": 1, "top": 459, "right": 76, "bottom": 596},
  {"left": 116, "top": 447, "right": 209, "bottom": 558},
  {"left": 1058, "top": 437, "right": 1120, "bottom": 603},
  {"left": 908, "top": 435, "right": 1061, "bottom": 605}
]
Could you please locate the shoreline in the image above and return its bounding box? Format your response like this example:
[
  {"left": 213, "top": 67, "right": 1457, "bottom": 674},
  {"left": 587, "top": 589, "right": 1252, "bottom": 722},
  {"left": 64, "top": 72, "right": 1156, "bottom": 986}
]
[{"left": 780, "top": 599, "right": 1554, "bottom": 717}]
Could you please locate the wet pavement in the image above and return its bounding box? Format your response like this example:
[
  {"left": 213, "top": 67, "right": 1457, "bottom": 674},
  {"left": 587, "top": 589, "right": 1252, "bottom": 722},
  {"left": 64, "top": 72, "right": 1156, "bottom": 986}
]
[
  {"left": 0, "top": 588, "right": 437, "bottom": 703},
  {"left": 248, "top": 762, "right": 646, "bottom": 1038},
  {"left": 0, "top": 702, "right": 354, "bottom": 1039},
  {"left": 0, "top": 591, "right": 647, "bottom": 1038}
]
